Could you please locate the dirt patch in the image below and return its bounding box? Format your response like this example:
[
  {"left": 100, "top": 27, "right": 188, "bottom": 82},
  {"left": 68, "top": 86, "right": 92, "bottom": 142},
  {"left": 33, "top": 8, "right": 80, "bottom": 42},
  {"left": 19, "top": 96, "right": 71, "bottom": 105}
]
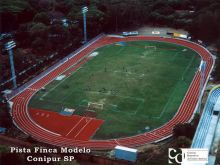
[{"left": 83, "top": 110, "right": 97, "bottom": 118}]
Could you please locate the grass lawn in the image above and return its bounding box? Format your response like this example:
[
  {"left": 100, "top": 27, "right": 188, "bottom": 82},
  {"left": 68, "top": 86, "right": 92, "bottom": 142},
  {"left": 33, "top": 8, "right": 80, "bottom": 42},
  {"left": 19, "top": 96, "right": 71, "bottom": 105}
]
[{"left": 29, "top": 41, "right": 200, "bottom": 139}]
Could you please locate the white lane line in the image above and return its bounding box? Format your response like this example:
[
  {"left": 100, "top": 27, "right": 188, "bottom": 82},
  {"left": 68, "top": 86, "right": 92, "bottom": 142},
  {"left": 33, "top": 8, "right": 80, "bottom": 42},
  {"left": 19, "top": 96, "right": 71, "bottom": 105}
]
[
  {"left": 66, "top": 117, "right": 85, "bottom": 136},
  {"left": 74, "top": 118, "right": 92, "bottom": 138}
]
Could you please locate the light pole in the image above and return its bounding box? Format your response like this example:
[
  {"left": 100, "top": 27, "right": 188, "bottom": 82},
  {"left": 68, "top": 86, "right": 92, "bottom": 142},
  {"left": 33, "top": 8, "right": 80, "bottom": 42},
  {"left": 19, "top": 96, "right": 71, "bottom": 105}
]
[
  {"left": 198, "top": 60, "right": 206, "bottom": 112},
  {"left": 82, "top": 6, "right": 88, "bottom": 43},
  {"left": 5, "top": 40, "right": 17, "bottom": 89}
]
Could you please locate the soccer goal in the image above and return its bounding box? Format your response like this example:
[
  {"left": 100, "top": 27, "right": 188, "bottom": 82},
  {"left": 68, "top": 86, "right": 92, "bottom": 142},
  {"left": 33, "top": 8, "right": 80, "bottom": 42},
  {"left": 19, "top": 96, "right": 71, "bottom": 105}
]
[
  {"left": 88, "top": 102, "right": 104, "bottom": 110},
  {"left": 144, "top": 45, "right": 157, "bottom": 50}
]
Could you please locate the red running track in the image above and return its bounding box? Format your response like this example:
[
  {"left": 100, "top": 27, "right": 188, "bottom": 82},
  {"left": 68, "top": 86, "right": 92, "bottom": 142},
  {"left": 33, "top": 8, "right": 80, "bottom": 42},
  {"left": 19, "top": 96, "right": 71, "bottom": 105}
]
[
  {"left": 29, "top": 108, "right": 82, "bottom": 136},
  {"left": 11, "top": 35, "right": 214, "bottom": 150},
  {"left": 29, "top": 108, "right": 104, "bottom": 141}
]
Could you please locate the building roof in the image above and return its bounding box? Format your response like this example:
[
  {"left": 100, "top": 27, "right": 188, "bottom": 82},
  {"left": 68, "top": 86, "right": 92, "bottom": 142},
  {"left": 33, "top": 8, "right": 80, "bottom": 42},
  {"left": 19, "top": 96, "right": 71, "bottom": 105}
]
[
  {"left": 0, "top": 127, "right": 7, "bottom": 133},
  {"left": 115, "top": 145, "right": 137, "bottom": 152}
]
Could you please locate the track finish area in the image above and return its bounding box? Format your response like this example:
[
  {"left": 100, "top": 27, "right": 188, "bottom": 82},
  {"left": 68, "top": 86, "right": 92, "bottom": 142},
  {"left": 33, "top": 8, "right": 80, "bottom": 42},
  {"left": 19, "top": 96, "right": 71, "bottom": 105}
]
[{"left": 10, "top": 35, "right": 214, "bottom": 150}]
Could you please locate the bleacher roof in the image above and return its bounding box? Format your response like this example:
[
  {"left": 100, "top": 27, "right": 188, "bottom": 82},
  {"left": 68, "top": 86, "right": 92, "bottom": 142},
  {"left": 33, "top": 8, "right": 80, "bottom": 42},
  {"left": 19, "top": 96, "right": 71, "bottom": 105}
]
[
  {"left": 214, "top": 97, "right": 220, "bottom": 112},
  {"left": 115, "top": 145, "right": 137, "bottom": 153}
]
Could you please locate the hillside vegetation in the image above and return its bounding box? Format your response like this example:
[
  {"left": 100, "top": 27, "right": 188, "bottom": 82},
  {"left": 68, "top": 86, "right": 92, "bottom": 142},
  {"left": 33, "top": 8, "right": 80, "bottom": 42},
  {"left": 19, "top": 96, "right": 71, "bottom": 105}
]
[{"left": 0, "top": 0, "right": 220, "bottom": 89}]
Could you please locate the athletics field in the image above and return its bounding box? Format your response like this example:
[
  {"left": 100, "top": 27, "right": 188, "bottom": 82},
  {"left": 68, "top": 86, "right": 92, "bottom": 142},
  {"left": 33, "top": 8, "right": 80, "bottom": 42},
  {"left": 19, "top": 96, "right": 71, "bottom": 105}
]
[{"left": 29, "top": 40, "right": 200, "bottom": 139}]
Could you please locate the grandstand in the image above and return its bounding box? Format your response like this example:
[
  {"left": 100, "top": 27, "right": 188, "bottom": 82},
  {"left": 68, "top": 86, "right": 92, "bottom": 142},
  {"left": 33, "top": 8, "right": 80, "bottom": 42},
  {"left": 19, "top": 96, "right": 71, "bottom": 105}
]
[
  {"left": 191, "top": 86, "right": 220, "bottom": 164},
  {"left": 192, "top": 87, "right": 220, "bottom": 148}
]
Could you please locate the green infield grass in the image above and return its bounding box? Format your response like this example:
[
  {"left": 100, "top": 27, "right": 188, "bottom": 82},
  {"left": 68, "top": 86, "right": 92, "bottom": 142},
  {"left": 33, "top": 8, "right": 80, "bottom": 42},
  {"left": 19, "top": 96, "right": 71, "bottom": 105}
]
[{"left": 29, "top": 41, "right": 200, "bottom": 139}]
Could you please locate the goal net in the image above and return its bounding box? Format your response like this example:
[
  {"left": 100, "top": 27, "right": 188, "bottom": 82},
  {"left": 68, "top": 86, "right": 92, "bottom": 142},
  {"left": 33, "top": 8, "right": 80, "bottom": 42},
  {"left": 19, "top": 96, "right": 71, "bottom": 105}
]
[{"left": 88, "top": 102, "right": 104, "bottom": 110}]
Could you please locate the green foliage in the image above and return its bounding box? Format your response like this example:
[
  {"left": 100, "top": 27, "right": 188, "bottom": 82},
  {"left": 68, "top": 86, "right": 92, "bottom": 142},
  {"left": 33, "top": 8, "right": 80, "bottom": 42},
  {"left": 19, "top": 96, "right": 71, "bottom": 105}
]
[
  {"left": 0, "top": 104, "right": 13, "bottom": 128},
  {"left": 0, "top": 0, "right": 30, "bottom": 13},
  {"left": 0, "top": 145, "right": 8, "bottom": 153},
  {"left": 173, "top": 123, "right": 195, "bottom": 139},
  {"left": 30, "top": 22, "right": 48, "bottom": 32},
  {"left": 49, "top": 24, "right": 70, "bottom": 47},
  {"left": 33, "top": 12, "right": 50, "bottom": 25},
  {"left": 38, "top": 0, "right": 54, "bottom": 11},
  {"left": 31, "top": 37, "right": 46, "bottom": 52},
  {"left": 189, "top": 1, "right": 220, "bottom": 42},
  {"left": 54, "top": 0, "right": 75, "bottom": 14},
  {"left": 215, "top": 143, "right": 220, "bottom": 164},
  {"left": 175, "top": 136, "right": 191, "bottom": 148},
  {"left": 29, "top": 22, "right": 48, "bottom": 39},
  {"left": 1, "top": 0, "right": 220, "bottom": 88}
]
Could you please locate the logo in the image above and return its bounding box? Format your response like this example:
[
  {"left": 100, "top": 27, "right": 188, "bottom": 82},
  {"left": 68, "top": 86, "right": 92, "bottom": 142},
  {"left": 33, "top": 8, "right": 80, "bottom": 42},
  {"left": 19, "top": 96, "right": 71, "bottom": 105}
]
[
  {"left": 168, "top": 148, "right": 182, "bottom": 164},
  {"left": 168, "top": 148, "right": 208, "bottom": 164}
]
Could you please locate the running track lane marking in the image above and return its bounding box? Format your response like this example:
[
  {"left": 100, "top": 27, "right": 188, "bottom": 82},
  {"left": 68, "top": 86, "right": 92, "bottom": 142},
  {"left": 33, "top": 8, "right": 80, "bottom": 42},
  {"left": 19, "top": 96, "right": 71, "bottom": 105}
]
[
  {"left": 74, "top": 118, "right": 92, "bottom": 139},
  {"left": 27, "top": 88, "right": 38, "bottom": 91},
  {"left": 114, "top": 139, "right": 120, "bottom": 145},
  {"left": 65, "top": 117, "right": 85, "bottom": 136}
]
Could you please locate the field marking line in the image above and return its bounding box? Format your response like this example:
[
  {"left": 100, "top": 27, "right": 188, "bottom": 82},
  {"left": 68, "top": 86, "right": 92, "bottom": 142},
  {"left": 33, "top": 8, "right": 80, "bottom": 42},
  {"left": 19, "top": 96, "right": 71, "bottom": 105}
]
[
  {"left": 109, "top": 100, "right": 143, "bottom": 116},
  {"left": 45, "top": 67, "right": 85, "bottom": 102},
  {"left": 171, "top": 52, "right": 180, "bottom": 61},
  {"left": 118, "top": 95, "right": 145, "bottom": 102},
  {"left": 153, "top": 55, "right": 196, "bottom": 119},
  {"left": 181, "top": 55, "right": 196, "bottom": 79},
  {"left": 86, "top": 90, "right": 145, "bottom": 102},
  {"left": 77, "top": 99, "right": 88, "bottom": 107},
  {"left": 109, "top": 108, "right": 132, "bottom": 115},
  {"left": 117, "top": 46, "right": 125, "bottom": 55},
  {"left": 86, "top": 90, "right": 145, "bottom": 115},
  {"left": 65, "top": 117, "right": 85, "bottom": 136},
  {"left": 114, "top": 70, "right": 145, "bottom": 77},
  {"left": 40, "top": 45, "right": 124, "bottom": 103},
  {"left": 153, "top": 81, "right": 180, "bottom": 119},
  {"left": 60, "top": 89, "right": 78, "bottom": 103},
  {"left": 142, "top": 48, "right": 157, "bottom": 57},
  {"left": 133, "top": 100, "right": 145, "bottom": 115},
  {"left": 39, "top": 60, "right": 86, "bottom": 101},
  {"left": 74, "top": 118, "right": 92, "bottom": 138},
  {"left": 36, "top": 96, "right": 77, "bottom": 111},
  {"left": 40, "top": 76, "right": 70, "bottom": 99},
  {"left": 38, "top": 98, "right": 64, "bottom": 106}
]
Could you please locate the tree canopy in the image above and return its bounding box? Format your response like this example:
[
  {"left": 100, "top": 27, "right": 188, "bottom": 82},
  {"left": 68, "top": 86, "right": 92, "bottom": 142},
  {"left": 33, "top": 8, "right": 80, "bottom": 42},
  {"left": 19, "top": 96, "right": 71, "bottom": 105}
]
[{"left": 1, "top": 0, "right": 220, "bottom": 88}]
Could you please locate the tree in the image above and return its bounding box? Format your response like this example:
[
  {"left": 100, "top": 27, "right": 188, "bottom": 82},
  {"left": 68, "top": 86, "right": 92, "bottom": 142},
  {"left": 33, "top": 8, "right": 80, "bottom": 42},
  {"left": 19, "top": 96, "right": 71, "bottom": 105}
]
[
  {"left": 0, "top": 153, "right": 23, "bottom": 165},
  {"left": 0, "top": 101, "right": 13, "bottom": 128},
  {"left": 0, "top": 58, "right": 3, "bottom": 87},
  {"left": 48, "top": 24, "right": 70, "bottom": 49},
  {"left": 173, "top": 123, "right": 195, "bottom": 139},
  {"left": 175, "top": 136, "right": 191, "bottom": 148},
  {"left": 188, "top": 1, "right": 220, "bottom": 42},
  {"left": 0, "top": 0, "right": 31, "bottom": 32},
  {"left": 16, "top": 23, "right": 31, "bottom": 47},
  {"left": 33, "top": 12, "right": 50, "bottom": 25},
  {"left": 29, "top": 22, "right": 49, "bottom": 43},
  {"left": 31, "top": 37, "right": 46, "bottom": 53}
]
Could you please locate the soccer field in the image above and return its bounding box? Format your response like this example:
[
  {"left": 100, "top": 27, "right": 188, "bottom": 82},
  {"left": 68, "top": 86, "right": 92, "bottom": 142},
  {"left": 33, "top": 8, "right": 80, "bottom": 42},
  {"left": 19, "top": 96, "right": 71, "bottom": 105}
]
[{"left": 29, "top": 41, "right": 200, "bottom": 139}]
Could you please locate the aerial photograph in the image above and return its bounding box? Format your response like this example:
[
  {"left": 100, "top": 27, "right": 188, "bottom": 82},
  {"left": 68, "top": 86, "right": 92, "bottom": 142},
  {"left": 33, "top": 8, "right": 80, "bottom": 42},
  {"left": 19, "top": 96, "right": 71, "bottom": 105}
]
[{"left": 0, "top": 0, "right": 220, "bottom": 164}]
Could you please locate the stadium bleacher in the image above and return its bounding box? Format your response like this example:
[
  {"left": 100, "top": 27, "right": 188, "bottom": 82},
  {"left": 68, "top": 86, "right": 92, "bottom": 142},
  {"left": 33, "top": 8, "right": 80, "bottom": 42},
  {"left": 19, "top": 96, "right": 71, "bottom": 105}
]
[{"left": 191, "top": 87, "right": 220, "bottom": 149}]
